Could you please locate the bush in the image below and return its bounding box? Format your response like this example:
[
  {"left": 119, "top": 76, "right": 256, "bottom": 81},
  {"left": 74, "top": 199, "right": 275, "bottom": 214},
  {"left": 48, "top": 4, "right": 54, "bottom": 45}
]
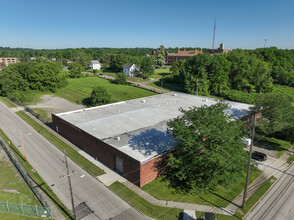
[
  {"left": 90, "top": 86, "right": 111, "bottom": 106},
  {"left": 115, "top": 72, "right": 128, "bottom": 85},
  {"left": 220, "top": 89, "right": 257, "bottom": 104}
]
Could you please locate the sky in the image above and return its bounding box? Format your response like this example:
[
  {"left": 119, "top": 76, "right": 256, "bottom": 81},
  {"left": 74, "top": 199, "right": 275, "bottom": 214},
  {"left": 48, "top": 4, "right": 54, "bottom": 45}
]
[{"left": 0, "top": 0, "right": 294, "bottom": 49}]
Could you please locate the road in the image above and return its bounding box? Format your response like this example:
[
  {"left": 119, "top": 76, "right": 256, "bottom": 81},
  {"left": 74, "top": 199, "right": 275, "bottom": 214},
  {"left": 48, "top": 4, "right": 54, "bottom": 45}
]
[
  {"left": 0, "top": 101, "right": 149, "bottom": 220},
  {"left": 245, "top": 163, "right": 294, "bottom": 220}
]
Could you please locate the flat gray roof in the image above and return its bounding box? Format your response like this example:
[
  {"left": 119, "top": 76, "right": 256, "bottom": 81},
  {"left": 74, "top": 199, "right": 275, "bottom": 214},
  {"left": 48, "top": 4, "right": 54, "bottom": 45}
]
[{"left": 56, "top": 92, "right": 252, "bottom": 163}]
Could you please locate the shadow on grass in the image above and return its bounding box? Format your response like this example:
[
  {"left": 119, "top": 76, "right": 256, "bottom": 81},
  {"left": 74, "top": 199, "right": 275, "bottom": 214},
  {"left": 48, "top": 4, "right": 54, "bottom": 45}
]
[
  {"left": 152, "top": 81, "right": 185, "bottom": 92},
  {"left": 207, "top": 191, "right": 240, "bottom": 208},
  {"left": 82, "top": 97, "right": 92, "bottom": 107},
  {"left": 199, "top": 196, "right": 242, "bottom": 220}
]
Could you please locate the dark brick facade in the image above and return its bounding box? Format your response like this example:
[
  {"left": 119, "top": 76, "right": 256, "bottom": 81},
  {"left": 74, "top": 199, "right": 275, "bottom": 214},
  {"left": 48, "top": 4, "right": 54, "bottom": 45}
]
[{"left": 52, "top": 114, "right": 160, "bottom": 187}]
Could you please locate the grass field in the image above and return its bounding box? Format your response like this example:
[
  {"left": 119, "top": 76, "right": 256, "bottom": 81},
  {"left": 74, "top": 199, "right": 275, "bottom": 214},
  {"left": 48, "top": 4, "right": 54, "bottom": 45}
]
[
  {"left": 0, "top": 212, "right": 47, "bottom": 220},
  {"left": 16, "top": 111, "right": 105, "bottom": 178},
  {"left": 255, "top": 136, "right": 292, "bottom": 158},
  {"left": 0, "top": 97, "right": 16, "bottom": 108},
  {"left": 54, "top": 77, "right": 156, "bottom": 104},
  {"left": 142, "top": 169, "right": 261, "bottom": 207},
  {"left": 0, "top": 150, "right": 40, "bottom": 206},
  {"left": 149, "top": 67, "right": 171, "bottom": 79},
  {"left": 109, "top": 181, "right": 182, "bottom": 220},
  {"left": 31, "top": 108, "right": 52, "bottom": 123}
]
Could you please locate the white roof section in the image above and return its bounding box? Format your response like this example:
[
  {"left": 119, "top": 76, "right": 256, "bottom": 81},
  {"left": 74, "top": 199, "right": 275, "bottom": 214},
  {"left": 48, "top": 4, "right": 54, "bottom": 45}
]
[
  {"left": 90, "top": 60, "right": 100, "bottom": 64},
  {"left": 56, "top": 92, "right": 253, "bottom": 163}
]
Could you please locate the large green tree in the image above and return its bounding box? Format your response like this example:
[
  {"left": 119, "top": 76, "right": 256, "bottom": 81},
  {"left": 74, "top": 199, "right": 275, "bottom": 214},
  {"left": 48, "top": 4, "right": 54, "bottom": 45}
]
[
  {"left": 161, "top": 103, "right": 248, "bottom": 192},
  {"left": 90, "top": 86, "right": 111, "bottom": 106},
  {"left": 156, "top": 45, "right": 166, "bottom": 67},
  {"left": 140, "top": 56, "right": 155, "bottom": 79}
]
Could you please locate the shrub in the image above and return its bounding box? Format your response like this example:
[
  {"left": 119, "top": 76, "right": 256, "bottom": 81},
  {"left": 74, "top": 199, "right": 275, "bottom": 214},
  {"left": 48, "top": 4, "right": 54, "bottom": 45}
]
[
  {"left": 90, "top": 86, "right": 111, "bottom": 106},
  {"left": 115, "top": 72, "right": 128, "bottom": 85}
]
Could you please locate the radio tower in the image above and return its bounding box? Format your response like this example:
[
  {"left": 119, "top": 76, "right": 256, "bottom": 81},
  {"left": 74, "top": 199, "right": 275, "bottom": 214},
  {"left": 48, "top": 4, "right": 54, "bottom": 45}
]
[{"left": 212, "top": 17, "right": 217, "bottom": 54}]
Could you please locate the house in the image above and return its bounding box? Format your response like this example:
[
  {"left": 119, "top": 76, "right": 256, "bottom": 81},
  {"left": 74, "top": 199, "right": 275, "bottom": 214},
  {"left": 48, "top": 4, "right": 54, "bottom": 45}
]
[
  {"left": 123, "top": 64, "right": 139, "bottom": 77},
  {"left": 52, "top": 92, "right": 253, "bottom": 187},
  {"left": 88, "top": 60, "right": 101, "bottom": 70}
]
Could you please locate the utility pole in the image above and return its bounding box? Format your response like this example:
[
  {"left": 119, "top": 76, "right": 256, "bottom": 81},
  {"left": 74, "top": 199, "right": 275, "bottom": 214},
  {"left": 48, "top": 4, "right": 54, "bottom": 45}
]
[
  {"left": 242, "top": 113, "right": 257, "bottom": 208},
  {"left": 62, "top": 151, "right": 76, "bottom": 220},
  {"left": 196, "top": 78, "right": 199, "bottom": 96}
]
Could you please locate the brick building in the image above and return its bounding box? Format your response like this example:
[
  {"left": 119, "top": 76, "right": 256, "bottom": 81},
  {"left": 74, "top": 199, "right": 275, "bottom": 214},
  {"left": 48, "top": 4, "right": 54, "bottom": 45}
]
[
  {"left": 0, "top": 57, "right": 19, "bottom": 66},
  {"left": 52, "top": 92, "right": 252, "bottom": 187},
  {"left": 166, "top": 44, "right": 231, "bottom": 64}
]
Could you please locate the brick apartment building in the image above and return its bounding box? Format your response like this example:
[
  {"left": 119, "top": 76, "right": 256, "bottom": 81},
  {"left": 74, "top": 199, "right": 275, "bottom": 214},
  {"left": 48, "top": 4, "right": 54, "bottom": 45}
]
[
  {"left": 52, "top": 92, "right": 252, "bottom": 187},
  {"left": 0, "top": 57, "right": 19, "bottom": 66},
  {"left": 166, "top": 43, "right": 231, "bottom": 64}
]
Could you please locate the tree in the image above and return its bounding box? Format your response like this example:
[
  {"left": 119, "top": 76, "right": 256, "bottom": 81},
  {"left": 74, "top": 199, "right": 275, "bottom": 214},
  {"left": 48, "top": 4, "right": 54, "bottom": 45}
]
[
  {"left": 161, "top": 103, "right": 247, "bottom": 192},
  {"left": 68, "top": 62, "right": 83, "bottom": 78},
  {"left": 90, "top": 86, "right": 111, "bottom": 106},
  {"left": 255, "top": 93, "right": 294, "bottom": 142},
  {"left": 156, "top": 45, "right": 166, "bottom": 67},
  {"left": 140, "top": 56, "right": 155, "bottom": 79},
  {"left": 115, "top": 72, "right": 128, "bottom": 85}
]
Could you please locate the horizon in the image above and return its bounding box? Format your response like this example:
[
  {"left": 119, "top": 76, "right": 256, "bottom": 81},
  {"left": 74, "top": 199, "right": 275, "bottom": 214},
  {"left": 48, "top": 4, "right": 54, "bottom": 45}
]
[{"left": 1, "top": 0, "right": 294, "bottom": 49}]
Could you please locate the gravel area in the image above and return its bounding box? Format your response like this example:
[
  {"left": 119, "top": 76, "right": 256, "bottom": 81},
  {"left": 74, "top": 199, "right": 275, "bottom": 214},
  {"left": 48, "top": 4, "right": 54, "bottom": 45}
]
[{"left": 28, "top": 95, "right": 84, "bottom": 114}]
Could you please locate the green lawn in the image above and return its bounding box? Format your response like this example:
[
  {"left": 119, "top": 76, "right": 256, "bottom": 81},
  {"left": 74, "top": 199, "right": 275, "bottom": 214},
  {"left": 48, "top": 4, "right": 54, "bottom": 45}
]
[
  {"left": 0, "top": 213, "right": 47, "bottom": 220},
  {"left": 54, "top": 77, "right": 156, "bottom": 104},
  {"left": 31, "top": 108, "right": 53, "bottom": 123},
  {"left": 109, "top": 182, "right": 182, "bottom": 220},
  {"left": 0, "top": 129, "right": 69, "bottom": 219},
  {"left": 149, "top": 68, "right": 171, "bottom": 79},
  {"left": 255, "top": 136, "right": 292, "bottom": 158},
  {"left": 0, "top": 97, "right": 16, "bottom": 108},
  {"left": 0, "top": 151, "right": 40, "bottom": 206},
  {"left": 15, "top": 111, "right": 105, "bottom": 177},
  {"left": 142, "top": 169, "right": 261, "bottom": 207}
]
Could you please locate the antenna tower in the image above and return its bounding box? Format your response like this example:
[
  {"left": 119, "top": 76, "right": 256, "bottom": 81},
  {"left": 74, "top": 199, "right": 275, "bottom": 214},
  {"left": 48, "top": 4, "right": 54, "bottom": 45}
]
[{"left": 212, "top": 17, "right": 217, "bottom": 54}]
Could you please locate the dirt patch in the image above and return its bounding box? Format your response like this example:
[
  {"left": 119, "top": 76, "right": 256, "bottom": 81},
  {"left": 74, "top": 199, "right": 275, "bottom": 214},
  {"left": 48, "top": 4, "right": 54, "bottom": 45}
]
[
  {"left": 28, "top": 95, "right": 84, "bottom": 114},
  {"left": 2, "top": 189, "right": 20, "bottom": 193}
]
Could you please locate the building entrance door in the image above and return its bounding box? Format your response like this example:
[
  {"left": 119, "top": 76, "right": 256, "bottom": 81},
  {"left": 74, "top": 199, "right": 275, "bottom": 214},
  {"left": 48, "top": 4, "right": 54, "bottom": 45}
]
[{"left": 115, "top": 156, "right": 123, "bottom": 174}]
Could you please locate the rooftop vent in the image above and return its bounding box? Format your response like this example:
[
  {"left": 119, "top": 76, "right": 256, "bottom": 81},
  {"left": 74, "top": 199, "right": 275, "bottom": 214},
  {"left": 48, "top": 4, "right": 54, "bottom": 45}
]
[
  {"left": 173, "top": 93, "right": 177, "bottom": 96},
  {"left": 141, "top": 100, "right": 146, "bottom": 103},
  {"left": 115, "top": 136, "right": 120, "bottom": 141}
]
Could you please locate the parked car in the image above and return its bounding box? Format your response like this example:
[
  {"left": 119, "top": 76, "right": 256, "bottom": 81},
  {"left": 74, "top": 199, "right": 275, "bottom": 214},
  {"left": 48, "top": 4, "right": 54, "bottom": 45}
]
[{"left": 252, "top": 151, "right": 267, "bottom": 161}]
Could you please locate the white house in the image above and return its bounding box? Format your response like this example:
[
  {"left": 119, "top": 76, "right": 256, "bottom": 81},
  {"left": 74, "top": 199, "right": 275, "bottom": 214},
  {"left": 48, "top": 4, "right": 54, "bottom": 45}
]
[
  {"left": 123, "top": 64, "right": 139, "bottom": 77},
  {"left": 89, "top": 60, "right": 101, "bottom": 70}
]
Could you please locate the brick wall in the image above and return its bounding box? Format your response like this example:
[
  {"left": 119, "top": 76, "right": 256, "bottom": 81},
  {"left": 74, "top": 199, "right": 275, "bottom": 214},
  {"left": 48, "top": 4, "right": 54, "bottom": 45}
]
[{"left": 52, "top": 114, "right": 141, "bottom": 185}]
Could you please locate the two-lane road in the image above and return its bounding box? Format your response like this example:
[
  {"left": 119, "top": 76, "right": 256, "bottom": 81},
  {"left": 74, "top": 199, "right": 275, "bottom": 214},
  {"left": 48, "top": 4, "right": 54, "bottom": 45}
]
[
  {"left": 0, "top": 101, "right": 149, "bottom": 220},
  {"left": 245, "top": 163, "right": 294, "bottom": 220}
]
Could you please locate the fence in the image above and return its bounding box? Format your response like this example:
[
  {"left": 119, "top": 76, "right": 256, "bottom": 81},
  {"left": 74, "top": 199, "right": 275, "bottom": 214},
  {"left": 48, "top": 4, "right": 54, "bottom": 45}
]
[
  {"left": 0, "top": 139, "right": 52, "bottom": 218},
  {"left": 0, "top": 201, "right": 51, "bottom": 218}
]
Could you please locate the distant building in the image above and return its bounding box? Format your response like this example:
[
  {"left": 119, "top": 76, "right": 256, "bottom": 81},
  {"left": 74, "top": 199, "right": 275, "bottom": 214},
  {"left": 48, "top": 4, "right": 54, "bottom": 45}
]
[
  {"left": 0, "top": 57, "right": 19, "bottom": 66},
  {"left": 166, "top": 49, "right": 202, "bottom": 65},
  {"left": 66, "top": 59, "right": 73, "bottom": 64},
  {"left": 166, "top": 44, "right": 231, "bottom": 64},
  {"left": 30, "top": 57, "right": 36, "bottom": 60},
  {"left": 89, "top": 60, "right": 101, "bottom": 70},
  {"left": 51, "top": 58, "right": 57, "bottom": 61},
  {"left": 123, "top": 64, "right": 139, "bottom": 77}
]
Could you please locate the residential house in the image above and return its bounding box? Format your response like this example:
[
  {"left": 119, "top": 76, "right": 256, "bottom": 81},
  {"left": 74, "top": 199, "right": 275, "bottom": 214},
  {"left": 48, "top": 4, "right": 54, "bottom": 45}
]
[
  {"left": 88, "top": 60, "right": 101, "bottom": 70},
  {"left": 123, "top": 64, "right": 139, "bottom": 77},
  {"left": 0, "top": 57, "right": 19, "bottom": 66}
]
